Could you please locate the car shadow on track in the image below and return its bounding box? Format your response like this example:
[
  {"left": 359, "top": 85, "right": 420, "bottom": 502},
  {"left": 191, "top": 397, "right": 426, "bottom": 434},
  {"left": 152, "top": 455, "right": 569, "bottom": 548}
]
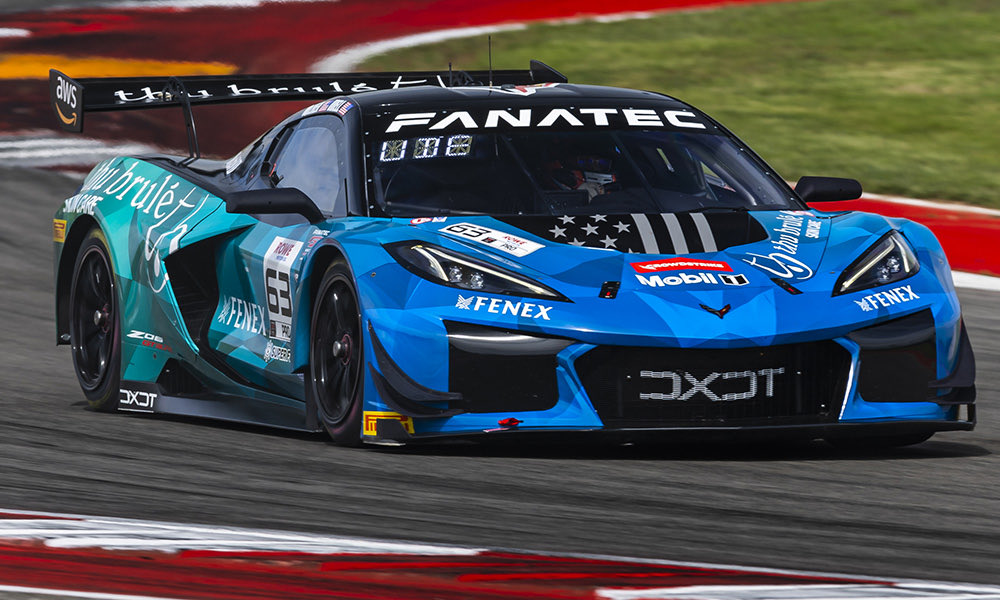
[
  {"left": 377, "top": 438, "right": 991, "bottom": 461},
  {"left": 126, "top": 412, "right": 991, "bottom": 461}
]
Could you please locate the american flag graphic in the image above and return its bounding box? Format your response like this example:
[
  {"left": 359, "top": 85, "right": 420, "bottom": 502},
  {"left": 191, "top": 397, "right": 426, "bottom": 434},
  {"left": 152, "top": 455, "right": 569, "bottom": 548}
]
[{"left": 501, "top": 212, "right": 766, "bottom": 254}]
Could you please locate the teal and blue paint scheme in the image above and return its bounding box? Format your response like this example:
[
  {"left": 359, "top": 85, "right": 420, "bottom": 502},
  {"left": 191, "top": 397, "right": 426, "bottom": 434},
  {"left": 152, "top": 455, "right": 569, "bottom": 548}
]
[{"left": 52, "top": 72, "right": 975, "bottom": 447}]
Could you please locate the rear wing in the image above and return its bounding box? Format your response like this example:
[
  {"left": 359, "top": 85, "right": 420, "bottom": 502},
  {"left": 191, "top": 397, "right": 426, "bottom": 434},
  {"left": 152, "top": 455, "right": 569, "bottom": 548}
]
[{"left": 49, "top": 60, "right": 567, "bottom": 135}]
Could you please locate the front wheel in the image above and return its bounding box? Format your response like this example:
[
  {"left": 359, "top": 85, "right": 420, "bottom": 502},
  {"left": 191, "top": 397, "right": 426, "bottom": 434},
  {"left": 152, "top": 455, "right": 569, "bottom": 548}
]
[
  {"left": 309, "top": 262, "right": 364, "bottom": 445},
  {"left": 68, "top": 228, "right": 121, "bottom": 411}
]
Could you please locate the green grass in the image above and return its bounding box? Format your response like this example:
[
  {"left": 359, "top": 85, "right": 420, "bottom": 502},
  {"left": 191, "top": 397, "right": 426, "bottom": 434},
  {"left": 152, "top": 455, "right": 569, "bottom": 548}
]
[{"left": 359, "top": 0, "right": 1000, "bottom": 207}]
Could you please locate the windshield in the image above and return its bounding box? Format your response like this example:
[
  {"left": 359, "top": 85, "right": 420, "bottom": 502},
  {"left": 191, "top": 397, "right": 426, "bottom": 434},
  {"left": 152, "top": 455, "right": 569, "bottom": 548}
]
[{"left": 369, "top": 129, "right": 798, "bottom": 217}]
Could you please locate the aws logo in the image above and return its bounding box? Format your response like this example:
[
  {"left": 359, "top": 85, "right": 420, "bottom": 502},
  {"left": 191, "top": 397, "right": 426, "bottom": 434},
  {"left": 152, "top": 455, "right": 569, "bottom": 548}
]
[{"left": 50, "top": 70, "right": 82, "bottom": 131}]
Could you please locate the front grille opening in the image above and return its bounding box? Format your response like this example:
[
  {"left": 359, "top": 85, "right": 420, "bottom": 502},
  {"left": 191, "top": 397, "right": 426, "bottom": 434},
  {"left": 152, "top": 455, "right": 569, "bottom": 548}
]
[
  {"left": 574, "top": 341, "right": 851, "bottom": 428},
  {"left": 858, "top": 340, "right": 936, "bottom": 402},
  {"left": 445, "top": 321, "right": 564, "bottom": 413}
]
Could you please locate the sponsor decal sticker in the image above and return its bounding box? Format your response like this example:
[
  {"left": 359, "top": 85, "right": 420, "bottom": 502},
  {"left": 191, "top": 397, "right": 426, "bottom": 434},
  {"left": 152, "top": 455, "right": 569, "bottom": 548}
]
[
  {"left": 300, "top": 229, "right": 329, "bottom": 259},
  {"left": 386, "top": 107, "right": 706, "bottom": 133},
  {"left": 410, "top": 216, "right": 448, "bottom": 225},
  {"left": 52, "top": 219, "right": 66, "bottom": 242},
  {"left": 770, "top": 211, "right": 807, "bottom": 256},
  {"left": 631, "top": 258, "right": 732, "bottom": 273},
  {"left": 263, "top": 340, "right": 291, "bottom": 363},
  {"left": 638, "top": 368, "right": 785, "bottom": 402},
  {"left": 457, "top": 82, "right": 561, "bottom": 96},
  {"left": 303, "top": 98, "right": 353, "bottom": 117},
  {"left": 635, "top": 272, "right": 749, "bottom": 287},
  {"left": 363, "top": 411, "right": 415, "bottom": 436},
  {"left": 225, "top": 146, "right": 250, "bottom": 175},
  {"left": 262, "top": 237, "right": 303, "bottom": 342},
  {"left": 126, "top": 329, "right": 172, "bottom": 352},
  {"left": 63, "top": 193, "right": 102, "bottom": 216},
  {"left": 119, "top": 388, "right": 156, "bottom": 413},
  {"left": 744, "top": 211, "right": 819, "bottom": 280},
  {"left": 74, "top": 160, "right": 212, "bottom": 294},
  {"left": 52, "top": 72, "right": 81, "bottom": 131},
  {"left": 217, "top": 296, "right": 266, "bottom": 335},
  {"left": 455, "top": 294, "right": 553, "bottom": 320},
  {"left": 805, "top": 219, "right": 823, "bottom": 239},
  {"left": 742, "top": 252, "right": 814, "bottom": 280},
  {"left": 854, "top": 284, "right": 920, "bottom": 312},
  {"left": 439, "top": 222, "right": 542, "bottom": 257}
]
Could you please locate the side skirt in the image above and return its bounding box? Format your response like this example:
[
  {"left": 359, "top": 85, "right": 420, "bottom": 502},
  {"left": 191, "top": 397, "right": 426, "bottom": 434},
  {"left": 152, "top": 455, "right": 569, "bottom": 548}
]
[{"left": 117, "top": 380, "right": 319, "bottom": 433}]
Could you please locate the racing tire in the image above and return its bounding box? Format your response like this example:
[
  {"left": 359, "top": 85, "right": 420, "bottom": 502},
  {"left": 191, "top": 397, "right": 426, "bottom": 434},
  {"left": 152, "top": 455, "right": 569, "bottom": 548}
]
[
  {"left": 68, "top": 228, "right": 121, "bottom": 412},
  {"left": 309, "top": 261, "right": 364, "bottom": 445},
  {"left": 825, "top": 431, "right": 934, "bottom": 450}
]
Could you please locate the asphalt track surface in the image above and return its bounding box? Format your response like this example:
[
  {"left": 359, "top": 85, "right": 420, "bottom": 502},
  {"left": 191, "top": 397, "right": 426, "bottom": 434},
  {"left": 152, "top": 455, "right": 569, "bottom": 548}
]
[{"left": 1, "top": 165, "right": 998, "bottom": 587}]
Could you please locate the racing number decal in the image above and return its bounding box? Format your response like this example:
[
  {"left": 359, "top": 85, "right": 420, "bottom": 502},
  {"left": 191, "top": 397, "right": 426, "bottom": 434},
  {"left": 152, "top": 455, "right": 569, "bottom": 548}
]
[
  {"left": 442, "top": 223, "right": 491, "bottom": 239},
  {"left": 439, "top": 222, "right": 544, "bottom": 257},
  {"left": 262, "top": 237, "right": 304, "bottom": 342},
  {"left": 265, "top": 268, "right": 292, "bottom": 318}
]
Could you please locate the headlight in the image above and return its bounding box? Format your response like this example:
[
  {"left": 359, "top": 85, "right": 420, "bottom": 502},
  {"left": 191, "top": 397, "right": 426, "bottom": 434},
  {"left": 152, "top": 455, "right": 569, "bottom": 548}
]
[
  {"left": 384, "top": 241, "right": 568, "bottom": 301},
  {"left": 834, "top": 231, "right": 919, "bottom": 296}
]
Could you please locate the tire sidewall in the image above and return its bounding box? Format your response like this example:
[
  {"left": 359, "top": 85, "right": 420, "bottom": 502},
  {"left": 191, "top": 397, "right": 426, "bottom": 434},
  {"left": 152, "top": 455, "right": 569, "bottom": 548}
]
[
  {"left": 68, "top": 229, "right": 121, "bottom": 412},
  {"left": 308, "top": 261, "right": 364, "bottom": 445}
]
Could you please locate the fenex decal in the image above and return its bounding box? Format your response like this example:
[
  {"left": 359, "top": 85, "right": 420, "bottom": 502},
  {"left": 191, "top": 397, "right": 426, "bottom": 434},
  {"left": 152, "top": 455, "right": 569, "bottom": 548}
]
[
  {"left": 262, "top": 237, "right": 303, "bottom": 342},
  {"left": 217, "top": 296, "right": 267, "bottom": 336},
  {"left": 439, "top": 222, "right": 542, "bottom": 257},
  {"left": 455, "top": 294, "right": 553, "bottom": 320},
  {"left": 854, "top": 284, "right": 920, "bottom": 312}
]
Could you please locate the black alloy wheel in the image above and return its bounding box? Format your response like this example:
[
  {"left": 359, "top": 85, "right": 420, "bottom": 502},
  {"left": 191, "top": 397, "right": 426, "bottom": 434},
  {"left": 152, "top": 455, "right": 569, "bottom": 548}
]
[
  {"left": 310, "top": 262, "right": 364, "bottom": 445},
  {"left": 69, "top": 229, "right": 121, "bottom": 411}
]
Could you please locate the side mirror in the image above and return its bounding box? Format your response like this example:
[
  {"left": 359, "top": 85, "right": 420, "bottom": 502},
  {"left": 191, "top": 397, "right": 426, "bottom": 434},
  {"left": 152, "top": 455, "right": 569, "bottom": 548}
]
[
  {"left": 226, "top": 188, "right": 324, "bottom": 223},
  {"left": 795, "top": 176, "right": 863, "bottom": 203}
]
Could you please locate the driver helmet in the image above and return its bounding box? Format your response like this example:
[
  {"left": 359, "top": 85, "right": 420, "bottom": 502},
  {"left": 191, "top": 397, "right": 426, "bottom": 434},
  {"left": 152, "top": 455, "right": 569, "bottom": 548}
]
[{"left": 546, "top": 154, "right": 616, "bottom": 198}]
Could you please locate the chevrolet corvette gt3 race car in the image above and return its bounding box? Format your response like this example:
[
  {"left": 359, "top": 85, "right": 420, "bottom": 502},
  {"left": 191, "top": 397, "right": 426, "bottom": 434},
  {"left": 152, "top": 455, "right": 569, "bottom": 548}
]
[{"left": 48, "top": 62, "right": 975, "bottom": 447}]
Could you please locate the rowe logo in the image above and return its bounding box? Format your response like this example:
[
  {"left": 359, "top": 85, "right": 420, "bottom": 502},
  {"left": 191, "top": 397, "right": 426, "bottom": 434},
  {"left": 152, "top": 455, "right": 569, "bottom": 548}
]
[{"left": 638, "top": 368, "right": 785, "bottom": 402}]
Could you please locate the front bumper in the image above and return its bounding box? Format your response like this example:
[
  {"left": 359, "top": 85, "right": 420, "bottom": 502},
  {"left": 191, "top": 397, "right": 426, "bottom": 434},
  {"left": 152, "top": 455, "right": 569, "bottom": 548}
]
[{"left": 361, "top": 308, "right": 976, "bottom": 444}]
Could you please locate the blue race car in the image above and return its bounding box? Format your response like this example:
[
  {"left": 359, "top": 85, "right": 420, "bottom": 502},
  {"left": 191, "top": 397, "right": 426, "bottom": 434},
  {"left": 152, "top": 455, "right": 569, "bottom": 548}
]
[{"left": 49, "top": 62, "right": 975, "bottom": 447}]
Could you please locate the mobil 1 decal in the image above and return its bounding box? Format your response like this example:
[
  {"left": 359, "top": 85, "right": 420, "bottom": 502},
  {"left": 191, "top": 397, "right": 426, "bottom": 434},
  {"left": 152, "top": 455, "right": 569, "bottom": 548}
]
[{"left": 263, "top": 237, "right": 303, "bottom": 342}]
